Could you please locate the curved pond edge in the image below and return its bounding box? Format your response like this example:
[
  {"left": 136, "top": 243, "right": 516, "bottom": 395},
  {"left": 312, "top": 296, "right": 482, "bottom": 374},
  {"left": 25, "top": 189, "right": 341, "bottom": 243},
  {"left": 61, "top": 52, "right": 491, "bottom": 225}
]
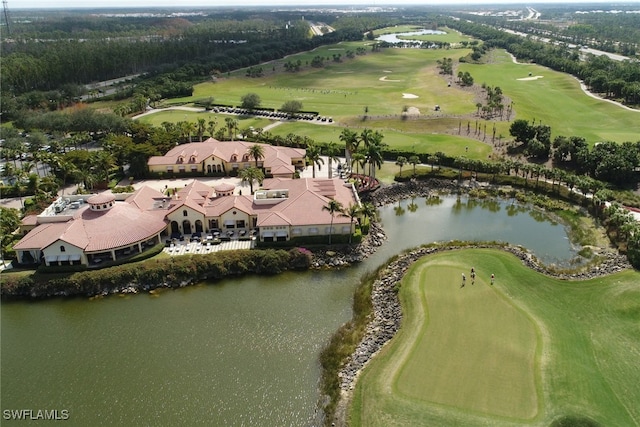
[{"left": 324, "top": 242, "right": 631, "bottom": 426}]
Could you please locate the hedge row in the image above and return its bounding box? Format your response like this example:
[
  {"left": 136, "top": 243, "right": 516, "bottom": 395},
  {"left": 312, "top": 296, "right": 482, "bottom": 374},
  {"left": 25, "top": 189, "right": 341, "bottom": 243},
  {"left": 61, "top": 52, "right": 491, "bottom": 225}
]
[{"left": 1, "top": 248, "right": 311, "bottom": 299}]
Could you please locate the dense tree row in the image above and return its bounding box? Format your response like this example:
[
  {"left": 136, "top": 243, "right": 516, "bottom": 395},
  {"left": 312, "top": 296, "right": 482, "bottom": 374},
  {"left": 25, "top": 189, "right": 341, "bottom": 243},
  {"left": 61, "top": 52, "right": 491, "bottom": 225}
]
[{"left": 1, "top": 13, "right": 364, "bottom": 100}]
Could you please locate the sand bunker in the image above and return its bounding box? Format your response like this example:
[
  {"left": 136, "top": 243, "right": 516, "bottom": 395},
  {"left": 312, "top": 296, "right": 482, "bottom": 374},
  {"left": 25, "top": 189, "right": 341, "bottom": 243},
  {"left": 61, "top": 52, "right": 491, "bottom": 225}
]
[
  {"left": 383, "top": 70, "right": 393, "bottom": 73},
  {"left": 517, "top": 76, "right": 544, "bottom": 81},
  {"left": 405, "top": 106, "right": 420, "bottom": 115},
  {"left": 402, "top": 93, "right": 419, "bottom": 99},
  {"left": 379, "top": 76, "right": 401, "bottom": 82}
]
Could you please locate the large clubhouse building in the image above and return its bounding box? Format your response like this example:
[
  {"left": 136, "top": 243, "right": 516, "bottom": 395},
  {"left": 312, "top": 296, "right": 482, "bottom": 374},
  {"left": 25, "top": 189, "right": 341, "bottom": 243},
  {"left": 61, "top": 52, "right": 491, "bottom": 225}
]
[
  {"left": 147, "top": 139, "right": 306, "bottom": 178},
  {"left": 14, "top": 142, "right": 360, "bottom": 267}
]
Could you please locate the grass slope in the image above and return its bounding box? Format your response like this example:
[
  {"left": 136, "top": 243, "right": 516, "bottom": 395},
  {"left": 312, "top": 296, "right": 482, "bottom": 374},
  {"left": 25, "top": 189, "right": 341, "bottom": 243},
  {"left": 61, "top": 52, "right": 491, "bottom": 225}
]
[
  {"left": 138, "top": 30, "right": 639, "bottom": 156},
  {"left": 349, "top": 249, "right": 640, "bottom": 426},
  {"left": 459, "top": 50, "right": 640, "bottom": 144}
]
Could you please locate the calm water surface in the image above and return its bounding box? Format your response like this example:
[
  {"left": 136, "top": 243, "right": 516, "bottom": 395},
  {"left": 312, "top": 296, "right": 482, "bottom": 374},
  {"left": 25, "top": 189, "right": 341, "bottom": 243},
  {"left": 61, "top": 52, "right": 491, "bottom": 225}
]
[{"left": 1, "top": 196, "right": 578, "bottom": 426}]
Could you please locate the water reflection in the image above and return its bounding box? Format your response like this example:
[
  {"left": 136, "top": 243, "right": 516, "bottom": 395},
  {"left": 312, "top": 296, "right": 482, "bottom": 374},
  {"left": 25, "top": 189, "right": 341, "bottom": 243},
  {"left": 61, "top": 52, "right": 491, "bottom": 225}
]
[{"left": 376, "top": 195, "right": 578, "bottom": 266}]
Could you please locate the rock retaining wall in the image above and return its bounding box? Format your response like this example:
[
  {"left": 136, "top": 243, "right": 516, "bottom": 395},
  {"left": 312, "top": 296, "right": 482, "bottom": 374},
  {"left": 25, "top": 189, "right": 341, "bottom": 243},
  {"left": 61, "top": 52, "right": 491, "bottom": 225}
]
[{"left": 329, "top": 179, "right": 632, "bottom": 426}]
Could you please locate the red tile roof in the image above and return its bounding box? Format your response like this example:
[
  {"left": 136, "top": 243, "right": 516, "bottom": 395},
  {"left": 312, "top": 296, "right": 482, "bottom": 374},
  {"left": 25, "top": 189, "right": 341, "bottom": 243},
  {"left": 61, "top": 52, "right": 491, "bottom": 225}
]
[{"left": 148, "top": 139, "right": 305, "bottom": 176}]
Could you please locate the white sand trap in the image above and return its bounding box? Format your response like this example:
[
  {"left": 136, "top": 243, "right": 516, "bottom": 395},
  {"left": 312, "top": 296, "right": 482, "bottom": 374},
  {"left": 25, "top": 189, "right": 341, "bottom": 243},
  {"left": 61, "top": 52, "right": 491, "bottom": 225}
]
[
  {"left": 402, "top": 93, "right": 419, "bottom": 99},
  {"left": 383, "top": 70, "right": 393, "bottom": 73},
  {"left": 328, "top": 48, "right": 345, "bottom": 51},
  {"left": 379, "top": 76, "right": 401, "bottom": 82},
  {"left": 517, "top": 76, "right": 544, "bottom": 81}
]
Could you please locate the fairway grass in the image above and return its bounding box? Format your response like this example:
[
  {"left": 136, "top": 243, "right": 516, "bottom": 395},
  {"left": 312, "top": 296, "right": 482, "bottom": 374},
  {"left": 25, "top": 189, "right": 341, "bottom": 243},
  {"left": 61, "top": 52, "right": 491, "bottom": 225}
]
[
  {"left": 137, "top": 29, "right": 639, "bottom": 156},
  {"left": 349, "top": 249, "right": 640, "bottom": 426}
]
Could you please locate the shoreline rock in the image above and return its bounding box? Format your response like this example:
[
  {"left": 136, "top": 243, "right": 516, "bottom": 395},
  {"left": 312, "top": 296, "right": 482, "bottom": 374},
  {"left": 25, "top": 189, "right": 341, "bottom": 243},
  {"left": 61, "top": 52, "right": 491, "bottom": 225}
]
[{"left": 328, "top": 179, "right": 632, "bottom": 426}]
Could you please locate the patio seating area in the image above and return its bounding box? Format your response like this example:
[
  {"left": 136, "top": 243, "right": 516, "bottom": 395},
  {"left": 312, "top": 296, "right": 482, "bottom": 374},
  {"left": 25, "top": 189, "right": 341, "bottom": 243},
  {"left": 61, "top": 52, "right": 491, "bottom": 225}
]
[{"left": 164, "top": 238, "right": 254, "bottom": 256}]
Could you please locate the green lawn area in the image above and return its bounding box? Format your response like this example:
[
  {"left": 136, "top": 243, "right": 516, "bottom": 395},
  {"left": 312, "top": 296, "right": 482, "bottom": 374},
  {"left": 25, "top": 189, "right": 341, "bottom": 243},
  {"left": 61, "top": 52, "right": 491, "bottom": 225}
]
[
  {"left": 349, "top": 249, "right": 640, "bottom": 426},
  {"left": 458, "top": 50, "right": 640, "bottom": 144},
  {"left": 136, "top": 29, "right": 639, "bottom": 155}
]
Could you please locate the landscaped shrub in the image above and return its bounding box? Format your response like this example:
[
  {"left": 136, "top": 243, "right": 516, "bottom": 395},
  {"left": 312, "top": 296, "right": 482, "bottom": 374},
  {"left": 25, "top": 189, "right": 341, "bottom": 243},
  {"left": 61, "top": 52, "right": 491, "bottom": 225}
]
[{"left": 1, "top": 248, "right": 311, "bottom": 299}]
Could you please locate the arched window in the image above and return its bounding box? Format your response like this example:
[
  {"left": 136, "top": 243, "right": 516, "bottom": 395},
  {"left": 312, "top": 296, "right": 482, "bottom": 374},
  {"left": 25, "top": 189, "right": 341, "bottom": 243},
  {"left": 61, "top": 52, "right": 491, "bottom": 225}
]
[
  {"left": 231, "top": 154, "right": 237, "bottom": 162},
  {"left": 60, "top": 245, "right": 66, "bottom": 252},
  {"left": 183, "top": 210, "right": 188, "bottom": 217},
  {"left": 177, "top": 156, "right": 184, "bottom": 164}
]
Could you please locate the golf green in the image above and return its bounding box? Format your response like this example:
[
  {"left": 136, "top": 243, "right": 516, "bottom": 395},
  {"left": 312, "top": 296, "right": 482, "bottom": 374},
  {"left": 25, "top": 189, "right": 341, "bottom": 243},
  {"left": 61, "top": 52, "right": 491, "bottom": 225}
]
[{"left": 349, "top": 249, "right": 640, "bottom": 426}]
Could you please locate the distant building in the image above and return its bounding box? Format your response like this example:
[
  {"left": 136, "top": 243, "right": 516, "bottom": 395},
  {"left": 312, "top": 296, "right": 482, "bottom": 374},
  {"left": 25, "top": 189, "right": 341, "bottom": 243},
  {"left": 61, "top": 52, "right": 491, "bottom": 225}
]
[{"left": 147, "top": 139, "right": 306, "bottom": 178}]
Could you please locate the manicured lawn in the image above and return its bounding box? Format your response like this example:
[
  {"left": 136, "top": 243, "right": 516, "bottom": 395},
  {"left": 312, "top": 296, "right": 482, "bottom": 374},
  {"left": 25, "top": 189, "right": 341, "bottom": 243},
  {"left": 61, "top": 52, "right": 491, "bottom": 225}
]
[
  {"left": 137, "top": 29, "right": 639, "bottom": 154},
  {"left": 458, "top": 49, "right": 640, "bottom": 144},
  {"left": 268, "top": 122, "right": 492, "bottom": 160},
  {"left": 349, "top": 249, "right": 640, "bottom": 426}
]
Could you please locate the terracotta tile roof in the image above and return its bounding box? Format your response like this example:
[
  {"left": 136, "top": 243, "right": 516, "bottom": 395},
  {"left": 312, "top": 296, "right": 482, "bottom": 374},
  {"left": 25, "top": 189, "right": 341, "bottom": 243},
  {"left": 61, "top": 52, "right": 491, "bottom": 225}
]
[
  {"left": 204, "top": 194, "right": 254, "bottom": 217},
  {"left": 13, "top": 221, "right": 74, "bottom": 250},
  {"left": 258, "top": 211, "right": 292, "bottom": 227},
  {"left": 14, "top": 194, "right": 167, "bottom": 253},
  {"left": 147, "top": 139, "right": 305, "bottom": 175},
  {"left": 21, "top": 214, "right": 39, "bottom": 226},
  {"left": 88, "top": 192, "right": 116, "bottom": 204},
  {"left": 73, "top": 204, "right": 167, "bottom": 252}
]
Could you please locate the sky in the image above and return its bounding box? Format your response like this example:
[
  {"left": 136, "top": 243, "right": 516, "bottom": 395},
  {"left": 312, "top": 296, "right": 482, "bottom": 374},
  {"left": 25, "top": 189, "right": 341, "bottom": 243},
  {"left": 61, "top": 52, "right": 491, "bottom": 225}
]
[{"left": 13, "top": 0, "right": 640, "bottom": 11}]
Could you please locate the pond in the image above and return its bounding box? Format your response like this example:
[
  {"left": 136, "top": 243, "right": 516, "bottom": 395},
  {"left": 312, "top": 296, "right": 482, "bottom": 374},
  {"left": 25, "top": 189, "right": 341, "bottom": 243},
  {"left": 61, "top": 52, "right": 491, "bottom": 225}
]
[
  {"left": 0, "top": 196, "right": 579, "bottom": 426},
  {"left": 376, "top": 29, "right": 447, "bottom": 44}
]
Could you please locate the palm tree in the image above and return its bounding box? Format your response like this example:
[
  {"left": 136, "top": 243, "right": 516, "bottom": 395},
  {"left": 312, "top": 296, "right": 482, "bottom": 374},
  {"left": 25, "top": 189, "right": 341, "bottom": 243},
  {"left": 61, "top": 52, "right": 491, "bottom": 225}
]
[
  {"left": 238, "top": 167, "right": 264, "bottom": 194},
  {"left": 322, "top": 199, "right": 344, "bottom": 245},
  {"left": 395, "top": 156, "right": 407, "bottom": 177},
  {"left": 225, "top": 117, "right": 238, "bottom": 140},
  {"left": 305, "top": 144, "right": 325, "bottom": 178},
  {"left": 408, "top": 155, "right": 420, "bottom": 176},
  {"left": 207, "top": 119, "right": 218, "bottom": 139},
  {"left": 351, "top": 151, "right": 366, "bottom": 177},
  {"left": 360, "top": 129, "right": 384, "bottom": 182},
  {"left": 178, "top": 121, "right": 192, "bottom": 143},
  {"left": 92, "top": 150, "right": 115, "bottom": 185},
  {"left": 247, "top": 144, "right": 265, "bottom": 168},
  {"left": 454, "top": 157, "right": 468, "bottom": 180},
  {"left": 339, "top": 129, "right": 359, "bottom": 169},
  {"left": 343, "top": 203, "right": 361, "bottom": 244},
  {"left": 197, "top": 118, "right": 207, "bottom": 142},
  {"left": 325, "top": 142, "right": 341, "bottom": 179},
  {"left": 360, "top": 201, "right": 377, "bottom": 233},
  {"left": 427, "top": 154, "right": 438, "bottom": 171}
]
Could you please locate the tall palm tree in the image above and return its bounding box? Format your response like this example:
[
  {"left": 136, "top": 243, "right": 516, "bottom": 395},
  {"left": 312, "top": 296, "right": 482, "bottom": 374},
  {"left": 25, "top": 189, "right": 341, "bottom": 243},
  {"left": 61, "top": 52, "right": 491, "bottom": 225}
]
[
  {"left": 351, "top": 150, "right": 366, "bottom": 177},
  {"left": 239, "top": 167, "right": 265, "bottom": 195},
  {"left": 92, "top": 150, "right": 115, "bottom": 184},
  {"left": 427, "top": 154, "right": 438, "bottom": 172},
  {"left": 360, "top": 201, "right": 377, "bottom": 232},
  {"left": 339, "top": 129, "right": 359, "bottom": 169},
  {"left": 408, "top": 155, "right": 420, "bottom": 176},
  {"left": 325, "top": 142, "right": 341, "bottom": 179},
  {"left": 396, "top": 156, "right": 407, "bottom": 177},
  {"left": 197, "top": 118, "right": 206, "bottom": 142},
  {"left": 207, "top": 119, "right": 218, "bottom": 139},
  {"left": 247, "top": 144, "right": 265, "bottom": 168},
  {"left": 225, "top": 117, "right": 238, "bottom": 140},
  {"left": 322, "top": 199, "right": 344, "bottom": 245},
  {"left": 305, "top": 144, "right": 324, "bottom": 179},
  {"left": 360, "top": 129, "right": 384, "bottom": 181},
  {"left": 343, "top": 203, "right": 361, "bottom": 244}
]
